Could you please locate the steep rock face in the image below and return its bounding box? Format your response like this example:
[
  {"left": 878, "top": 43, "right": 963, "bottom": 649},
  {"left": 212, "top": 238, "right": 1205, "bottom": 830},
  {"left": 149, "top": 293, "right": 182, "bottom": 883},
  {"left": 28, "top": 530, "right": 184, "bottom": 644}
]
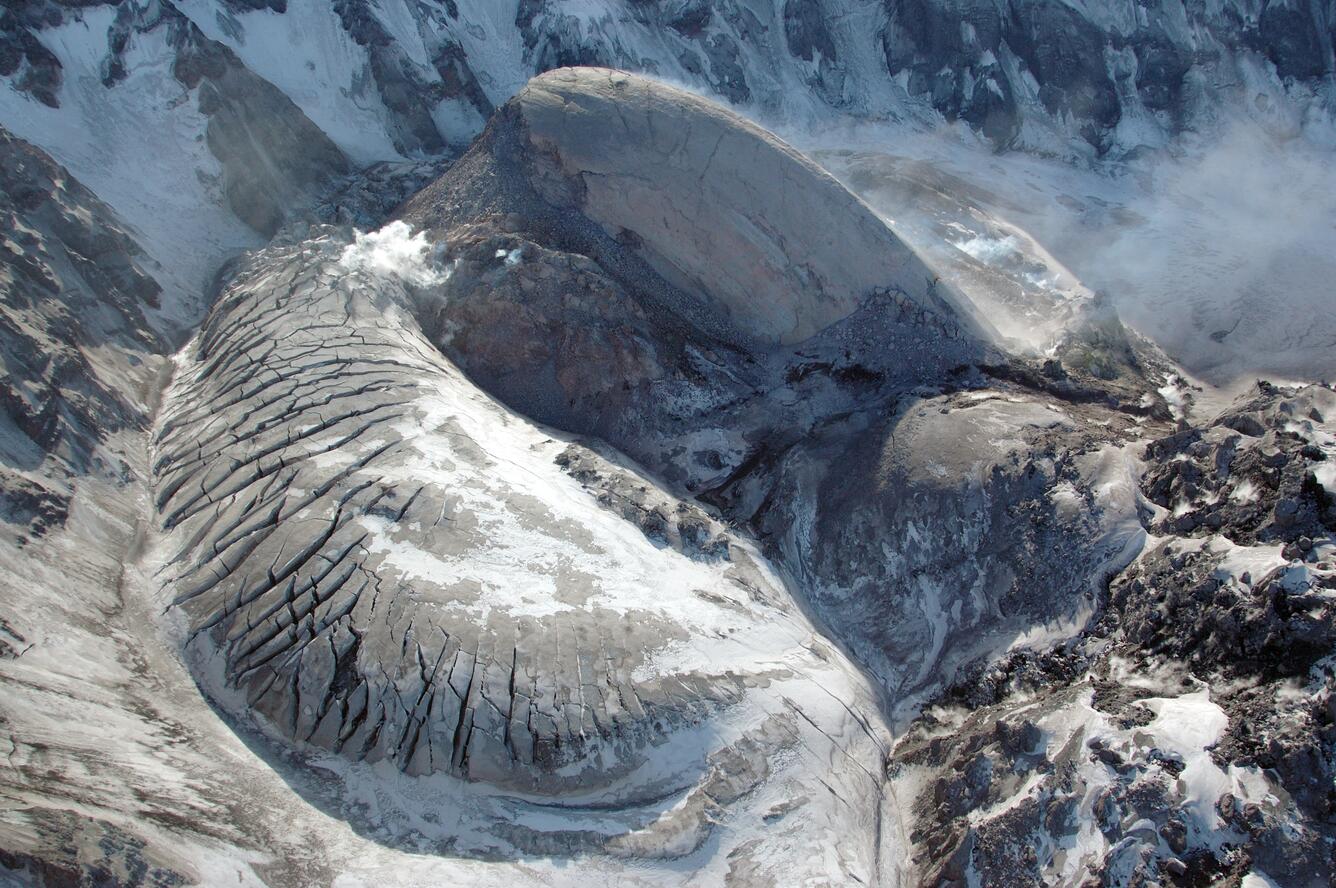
[
  {"left": 0, "top": 0, "right": 353, "bottom": 313},
  {"left": 102, "top": 1, "right": 351, "bottom": 238},
  {"left": 5, "top": 0, "right": 1333, "bottom": 246},
  {"left": 879, "top": 0, "right": 1336, "bottom": 151},
  {"left": 0, "top": 126, "right": 163, "bottom": 544},
  {"left": 1257, "top": 0, "right": 1336, "bottom": 80},
  {"left": 511, "top": 0, "right": 1336, "bottom": 154},
  {"left": 400, "top": 68, "right": 996, "bottom": 490},
  {"left": 328, "top": 0, "right": 492, "bottom": 155},
  {"left": 167, "top": 15, "right": 350, "bottom": 236},
  {"left": 0, "top": 127, "right": 214, "bottom": 886}
]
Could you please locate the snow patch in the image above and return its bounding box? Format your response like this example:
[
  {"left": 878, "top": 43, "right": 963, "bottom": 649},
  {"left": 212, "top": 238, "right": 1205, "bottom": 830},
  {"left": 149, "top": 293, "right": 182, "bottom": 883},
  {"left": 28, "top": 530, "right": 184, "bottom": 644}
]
[
  {"left": 1139, "top": 689, "right": 1230, "bottom": 827},
  {"left": 1315, "top": 463, "right": 1336, "bottom": 498}
]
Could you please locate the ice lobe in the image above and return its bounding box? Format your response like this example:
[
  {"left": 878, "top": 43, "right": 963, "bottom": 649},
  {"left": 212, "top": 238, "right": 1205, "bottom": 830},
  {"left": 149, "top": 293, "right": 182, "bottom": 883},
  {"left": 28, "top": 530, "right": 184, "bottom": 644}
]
[
  {"left": 511, "top": 67, "right": 993, "bottom": 345},
  {"left": 150, "top": 229, "right": 890, "bottom": 873}
]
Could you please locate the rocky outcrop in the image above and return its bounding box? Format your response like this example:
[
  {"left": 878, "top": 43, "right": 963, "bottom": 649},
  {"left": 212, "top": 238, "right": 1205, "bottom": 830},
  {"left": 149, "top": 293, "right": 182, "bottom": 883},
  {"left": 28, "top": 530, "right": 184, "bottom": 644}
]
[
  {"left": 0, "top": 10, "right": 62, "bottom": 109},
  {"left": 393, "top": 71, "right": 1156, "bottom": 718},
  {"left": 890, "top": 381, "right": 1336, "bottom": 888},
  {"left": 401, "top": 68, "right": 995, "bottom": 483},
  {"left": 761, "top": 389, "right": 1145, "bottom": 701},
  {"left": 513, "top": 68, "right": 991, "bottom": 346},
  {"left": 0, "top": 126, "right": 161, "bottom": 483},
  {"left": 1143, "top": 381, "right": 1336, "bottom": 541}
]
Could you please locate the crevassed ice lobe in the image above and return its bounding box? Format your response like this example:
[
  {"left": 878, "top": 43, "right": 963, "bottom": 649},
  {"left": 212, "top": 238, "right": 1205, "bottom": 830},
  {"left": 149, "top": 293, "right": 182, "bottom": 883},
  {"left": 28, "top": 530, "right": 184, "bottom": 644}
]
[{"left": 149, "top": 227, "right": 891, "bottom": 871}]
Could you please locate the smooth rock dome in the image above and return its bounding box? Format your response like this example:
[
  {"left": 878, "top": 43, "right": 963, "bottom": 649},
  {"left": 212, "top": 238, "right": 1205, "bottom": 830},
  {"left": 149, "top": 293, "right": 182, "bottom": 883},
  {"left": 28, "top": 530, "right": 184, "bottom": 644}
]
[{"left": 511, "top": 67, "right": 992, "bottom": 345}]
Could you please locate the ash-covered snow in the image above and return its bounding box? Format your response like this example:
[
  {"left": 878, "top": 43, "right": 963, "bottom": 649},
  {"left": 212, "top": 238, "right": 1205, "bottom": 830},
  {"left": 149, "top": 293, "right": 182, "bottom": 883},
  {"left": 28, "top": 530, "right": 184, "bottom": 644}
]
[{"left": 1139, "top": 689, "right": 1234, "bottom": 829}]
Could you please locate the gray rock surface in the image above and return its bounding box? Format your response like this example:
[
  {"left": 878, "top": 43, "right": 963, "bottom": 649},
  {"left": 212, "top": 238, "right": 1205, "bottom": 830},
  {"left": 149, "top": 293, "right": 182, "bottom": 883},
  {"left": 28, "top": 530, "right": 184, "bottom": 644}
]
[
  {"left": 401, "top": 68, "right": 998, "bottom": 490},
  {"left": 512, "top": 68, "right": 992, "bottom": 345},
  {"left": 0, "top": 124, "right": 214, "bottom": 888},
  {"left": 398, "top": 70, "right": 1156, "bottom": 720}
]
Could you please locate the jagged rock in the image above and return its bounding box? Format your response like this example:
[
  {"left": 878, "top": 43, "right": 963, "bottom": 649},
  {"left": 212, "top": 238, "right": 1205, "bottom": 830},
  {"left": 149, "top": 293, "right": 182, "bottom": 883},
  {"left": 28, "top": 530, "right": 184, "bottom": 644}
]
[
  {"left": 891, "top": 381, "right": 1336, "bottom": 888},
  {"left": 6, "top": 0, "right": 1336, "bottom": 180},
  {"left": 1142, "top": 382, "right": 1336, "bottom": 542}
]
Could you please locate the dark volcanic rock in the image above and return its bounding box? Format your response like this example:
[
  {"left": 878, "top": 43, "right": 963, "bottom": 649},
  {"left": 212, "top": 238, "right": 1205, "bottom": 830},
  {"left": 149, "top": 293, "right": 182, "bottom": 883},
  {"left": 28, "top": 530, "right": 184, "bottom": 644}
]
[
  {"left": 894, "top": 381, "right": 1336, "bottom": 887},
  {"left": 1258, "top": 0, "right": 1332, "bottom": 80},
  {"left": 1142, "top": 382, "right": 1336, "bottom": 542}
]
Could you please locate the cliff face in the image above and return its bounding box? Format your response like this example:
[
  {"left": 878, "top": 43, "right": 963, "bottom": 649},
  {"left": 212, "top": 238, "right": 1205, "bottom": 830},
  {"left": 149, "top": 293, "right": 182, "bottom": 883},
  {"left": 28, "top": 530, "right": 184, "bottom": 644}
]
[
  {"left": 4, "top": 1, "right": 1331, "bottom": 387},
  {"left": 3, "top": 0, "right": 1333, "bottom": 245}
]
